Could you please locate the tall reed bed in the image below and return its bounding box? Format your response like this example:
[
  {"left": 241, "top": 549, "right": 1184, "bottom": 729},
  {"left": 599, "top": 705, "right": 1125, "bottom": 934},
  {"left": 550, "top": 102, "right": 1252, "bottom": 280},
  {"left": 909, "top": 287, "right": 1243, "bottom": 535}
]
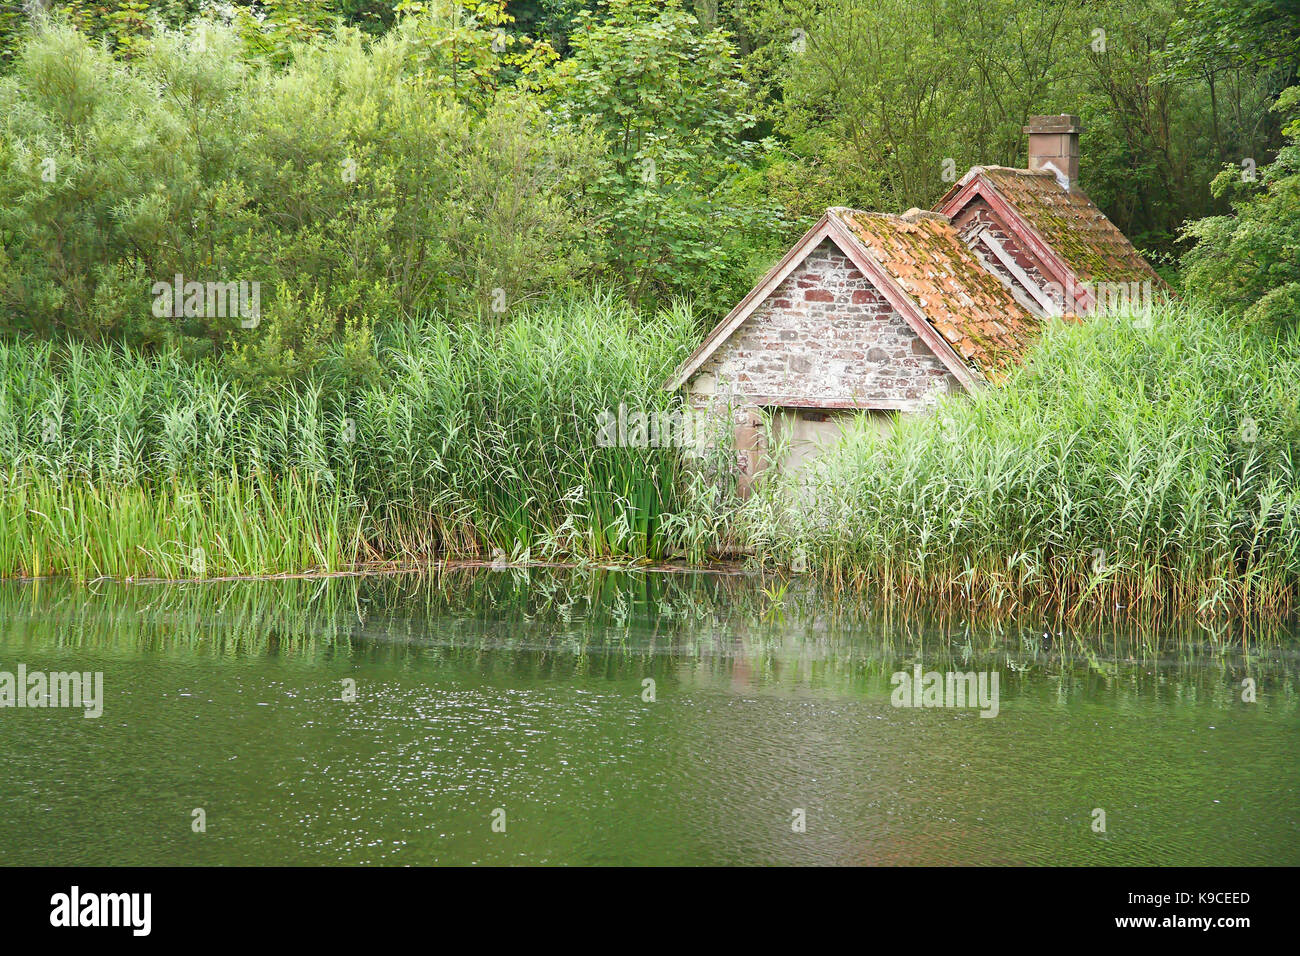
[
  {"left": 0, "top": 293, "right": 699, "bottom": 578},
  {"left": 742, "top": 304, "right": 1300, "bottom": 618},
  {"left": 345, "top": 294, "right": 696, "bottom": 559},
  {"left": 0, "top": 468, "right": 358, "bottom": 579}
]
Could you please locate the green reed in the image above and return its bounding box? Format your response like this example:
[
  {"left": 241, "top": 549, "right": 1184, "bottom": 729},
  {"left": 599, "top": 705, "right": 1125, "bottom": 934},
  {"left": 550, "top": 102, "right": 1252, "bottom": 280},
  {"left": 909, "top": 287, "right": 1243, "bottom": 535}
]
[
  {"left": 0, "top": 467, "right": 360, "bottom": 580},
  {"left": 740, "top": 303, "right": 1300, "bottom": 618},
  {"left": 0, "top": 292, "right": 697, "bottom": 578}
]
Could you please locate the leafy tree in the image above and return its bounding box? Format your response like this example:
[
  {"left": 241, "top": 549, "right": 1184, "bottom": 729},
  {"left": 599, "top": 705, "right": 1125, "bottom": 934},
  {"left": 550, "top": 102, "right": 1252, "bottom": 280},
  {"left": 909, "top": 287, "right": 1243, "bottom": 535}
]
[
  {"left": 1, "top": 1, "right": 345, "bottom": 66},
  {"left": 506, "top": 0, "right": 595, "bottom": 54},
  {"left": 1164, "top": 0, "right": 1300, "bottom": 80},
  {"left": 1181, "top": 86, "right": 1300, "bottom": 330},
  {"left": 548, "top": 0, "right": 777, "bottom": 307},
  {"left": 393, "top": 0, "right": 558, "bottom": 108},
  {"left": 742, "top": 0, "right": 1087, "bottom": 216},
  {"left": 0, "top": 16, "right": 604, "bottom": 387},
  {"left": 741, "top": 0, "right": 1285, "bottom": 257}
]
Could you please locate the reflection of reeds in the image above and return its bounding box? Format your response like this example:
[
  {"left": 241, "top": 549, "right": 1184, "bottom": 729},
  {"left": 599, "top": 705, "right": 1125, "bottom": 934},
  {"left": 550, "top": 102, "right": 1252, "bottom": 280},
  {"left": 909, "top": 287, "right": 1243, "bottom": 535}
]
[{"left": 2, "top": 568, "right": 1294, "bottom": 706}]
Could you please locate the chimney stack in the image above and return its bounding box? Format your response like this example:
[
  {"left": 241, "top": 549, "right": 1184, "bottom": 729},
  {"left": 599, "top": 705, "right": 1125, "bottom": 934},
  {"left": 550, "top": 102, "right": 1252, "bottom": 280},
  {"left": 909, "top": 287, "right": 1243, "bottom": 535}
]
[{"left": 1023, "top": 115, "right": 1081, "bottom": 188}]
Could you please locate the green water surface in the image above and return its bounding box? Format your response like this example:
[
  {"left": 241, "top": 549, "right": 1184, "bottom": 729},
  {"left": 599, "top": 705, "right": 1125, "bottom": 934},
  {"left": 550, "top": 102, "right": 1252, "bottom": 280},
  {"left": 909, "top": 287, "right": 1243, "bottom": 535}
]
[{"left": 0, "top": 569, "right": 1296, "bottom": 865}]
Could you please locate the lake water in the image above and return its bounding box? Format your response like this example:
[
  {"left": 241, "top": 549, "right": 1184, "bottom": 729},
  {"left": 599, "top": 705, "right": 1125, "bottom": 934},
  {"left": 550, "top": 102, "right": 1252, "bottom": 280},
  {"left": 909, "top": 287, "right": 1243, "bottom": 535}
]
[{"left": 1, "top": 568, "right": 1296, "bottom": 866}]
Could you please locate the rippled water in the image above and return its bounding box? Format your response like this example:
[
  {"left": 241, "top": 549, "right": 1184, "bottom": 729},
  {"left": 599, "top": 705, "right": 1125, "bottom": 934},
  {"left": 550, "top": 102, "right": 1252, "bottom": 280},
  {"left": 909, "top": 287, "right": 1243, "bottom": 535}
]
[{"left": 0, "top": 568, "right": 1296, "bottom": 865}]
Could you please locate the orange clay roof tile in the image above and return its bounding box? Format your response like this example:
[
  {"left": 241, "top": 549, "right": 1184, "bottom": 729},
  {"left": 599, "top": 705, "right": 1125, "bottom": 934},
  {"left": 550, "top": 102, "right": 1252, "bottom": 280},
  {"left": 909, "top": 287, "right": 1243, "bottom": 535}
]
[{"left": 830, "top": 208, "right": 1040, "bottom": 383}]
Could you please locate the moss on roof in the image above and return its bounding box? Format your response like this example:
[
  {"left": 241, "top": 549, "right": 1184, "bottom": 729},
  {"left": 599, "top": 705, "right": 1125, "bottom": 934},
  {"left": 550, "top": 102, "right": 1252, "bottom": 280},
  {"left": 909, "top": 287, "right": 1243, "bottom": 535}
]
[
  {"left": 831, "top": 208, "right": 1041, "bottom": 383},
  {"left": 979, "top": 167, "right": 1164, "bottom": 286}
]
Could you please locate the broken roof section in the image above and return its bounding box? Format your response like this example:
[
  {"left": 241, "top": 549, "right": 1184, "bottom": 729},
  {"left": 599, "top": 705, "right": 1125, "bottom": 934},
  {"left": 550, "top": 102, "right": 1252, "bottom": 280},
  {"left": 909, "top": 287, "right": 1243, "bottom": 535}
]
[
  {"left": 936, "top": 166, "right": 1164, "bottom": 287},
  {"left": 831, "top": 208, "right": 1040, "bottom": 382}
]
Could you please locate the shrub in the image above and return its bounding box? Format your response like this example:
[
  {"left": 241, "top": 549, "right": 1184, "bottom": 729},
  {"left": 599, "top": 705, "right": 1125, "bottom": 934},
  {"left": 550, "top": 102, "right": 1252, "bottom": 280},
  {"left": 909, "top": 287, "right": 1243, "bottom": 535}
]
[
  {"left": 0, "top": 16, "right": 605, "bottom": 381},
  {"left": 1181, "top": 86, "right": 1300, "bottom": 330}
]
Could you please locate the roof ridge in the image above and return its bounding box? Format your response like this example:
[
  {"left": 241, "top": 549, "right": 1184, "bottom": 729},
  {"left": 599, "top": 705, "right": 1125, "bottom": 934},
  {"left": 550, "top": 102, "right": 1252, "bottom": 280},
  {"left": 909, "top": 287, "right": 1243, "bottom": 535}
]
[
  {"left": 830, "top": 206, "right": 952, "bottom": 225},
  {"left": 954, "top": 165, "right": 1164, "bottom": 287},
  {"left": 900, "top": 207, "right": 950, "bottom": 224}
]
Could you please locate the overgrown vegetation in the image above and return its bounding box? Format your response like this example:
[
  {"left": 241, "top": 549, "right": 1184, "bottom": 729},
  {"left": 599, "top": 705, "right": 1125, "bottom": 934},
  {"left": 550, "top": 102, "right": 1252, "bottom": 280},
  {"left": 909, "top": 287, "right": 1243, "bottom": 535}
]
[
  {"left": 2, "top": 0, "right": 1297, "bottom": 376},
  {"left": 0, "top": 1, "right": 775, "bottom": 385},
  {"left": 1182, "top": 86, "right": 1300, "bottom": 330},
  {"left": 740, "top": 303, "right": 1300, "bottom": 618},
  {"left": 0, "top": 2, "right": 1298, "bottom": 619},
  {"left": 0, "top": 294, "right": 707, "bottom": 577},
  {"left": 0, "top": 13, "right": 605, "bottom": 381}
]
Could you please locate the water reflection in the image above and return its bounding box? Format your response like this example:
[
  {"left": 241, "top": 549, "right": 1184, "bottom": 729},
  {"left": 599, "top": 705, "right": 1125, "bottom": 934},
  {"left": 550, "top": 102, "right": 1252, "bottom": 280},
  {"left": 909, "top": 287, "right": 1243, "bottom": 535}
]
[{"left": 0, "top": 568, "right": 1296, "bottom": 865}]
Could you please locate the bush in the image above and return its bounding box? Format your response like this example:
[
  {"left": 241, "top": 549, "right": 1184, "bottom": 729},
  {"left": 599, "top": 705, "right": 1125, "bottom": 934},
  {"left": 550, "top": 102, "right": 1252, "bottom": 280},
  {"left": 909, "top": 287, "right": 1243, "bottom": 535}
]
[
  {"left": 548, "top": 0, "right": 780, "bottom": 310},
  {"left": 1181, "top": 86, "right": 1300, "bottom": 330},
  {"left": 0, "top": 15, "right": 605, "bottom": 382}
]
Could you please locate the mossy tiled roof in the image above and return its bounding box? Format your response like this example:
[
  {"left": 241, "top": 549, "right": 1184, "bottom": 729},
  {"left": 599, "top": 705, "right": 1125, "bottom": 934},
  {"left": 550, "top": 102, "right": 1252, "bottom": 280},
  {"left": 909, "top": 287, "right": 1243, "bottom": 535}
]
[
  {"left": 977, "top": 167, "right": 1163, "bottom": 286},
  {"left": 830, "top": 208, "right": 1040, "bottom": 383}
]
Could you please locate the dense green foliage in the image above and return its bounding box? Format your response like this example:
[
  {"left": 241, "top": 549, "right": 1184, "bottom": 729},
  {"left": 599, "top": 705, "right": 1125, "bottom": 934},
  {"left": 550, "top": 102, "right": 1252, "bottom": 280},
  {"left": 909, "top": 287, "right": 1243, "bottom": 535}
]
[
  {"left": 742, "top": 303, "right": 1300, "bottom": 616},
  {"left": 0, "top": 2, "right": 764, "bottom": 385},
  {"left": 738, "top": 0, "right": 1292, "bottom": 258},
  {"left": 1, "top": 2, "right": 1298, "bottom": 615},
  {"left": 549, "top": 0, "right": 779, "bottom": 305},
  {"left": 1182, "top": 87, "right": 1300, "bottom": 330},
  {"left": 2, "top": 0, "right": 1296, "bottom": 375},
  {"left": 0, "top": 12, "right": 604, "bottom": 383},
  {"left": 0, "top": 295, "right": 702, "bottom": 577}
]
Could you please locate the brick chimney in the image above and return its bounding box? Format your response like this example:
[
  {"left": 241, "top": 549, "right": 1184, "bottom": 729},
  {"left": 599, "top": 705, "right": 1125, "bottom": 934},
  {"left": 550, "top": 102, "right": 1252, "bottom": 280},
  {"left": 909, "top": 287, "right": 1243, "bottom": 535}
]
[{"left": 1023, "top": 115, "right": 1081, "bottom": 188}]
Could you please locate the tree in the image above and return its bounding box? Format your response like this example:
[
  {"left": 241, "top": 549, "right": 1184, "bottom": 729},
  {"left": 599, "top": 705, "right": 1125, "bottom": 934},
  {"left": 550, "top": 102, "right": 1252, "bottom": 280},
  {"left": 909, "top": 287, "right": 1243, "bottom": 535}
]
[
  {"left": 548, "top": 0, "right": 776, "bottom": 307},
  {"left": 1181, "top": 86, "right": 1300, "bottom": 330},
  {"left": 740, "top": 0, "right": 1285, "bottom": 257}
]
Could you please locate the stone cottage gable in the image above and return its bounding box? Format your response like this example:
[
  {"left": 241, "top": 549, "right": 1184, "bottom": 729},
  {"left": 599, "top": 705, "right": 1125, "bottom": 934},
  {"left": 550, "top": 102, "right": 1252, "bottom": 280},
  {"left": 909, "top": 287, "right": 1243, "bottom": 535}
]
[
  {"left": 671, "top": 114, "right": 1166, "bottom": 410},
  {"left": 690, "top": 238, "right": 960, "bottom": 409},
  {"left": 662, "top": 113, "right": 1168, "bottom": 487},
  {"left": 666, "top": 211, "right": 993, "bottom": 400},
  {"left": 664, "top": 206, "right": 1037, "bottom": 491}
]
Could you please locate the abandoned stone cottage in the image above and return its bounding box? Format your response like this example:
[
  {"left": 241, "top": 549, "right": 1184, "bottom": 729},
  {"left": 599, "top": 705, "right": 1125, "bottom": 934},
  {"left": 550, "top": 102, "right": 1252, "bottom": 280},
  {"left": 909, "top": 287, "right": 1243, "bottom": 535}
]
[{"left": 664, "top": 115, "right": 1165, "bottom": 487}]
